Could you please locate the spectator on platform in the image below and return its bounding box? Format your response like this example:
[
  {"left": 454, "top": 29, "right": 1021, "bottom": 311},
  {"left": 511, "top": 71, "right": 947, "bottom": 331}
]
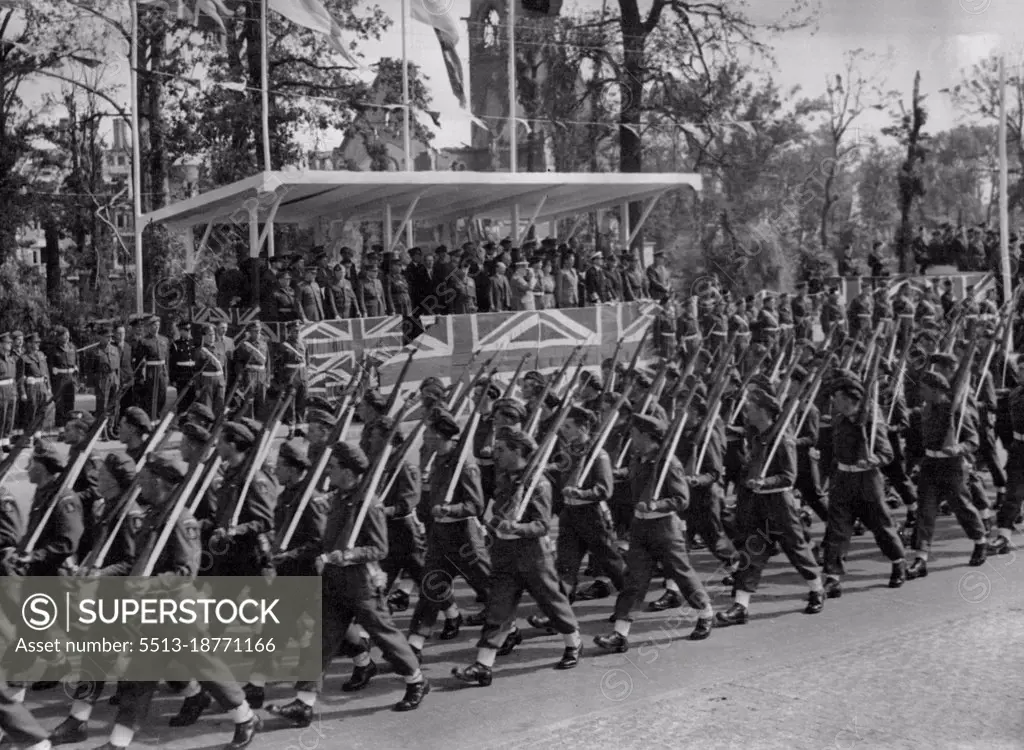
[
  {"left": 586, "top": 253, "right": 613, "bottom": 304},
  {"left": 645, "top": 251, "right": 671, "bottom": 301},
  {"left": 620, "top": 253, "right": 647, "bottom": 301},
  {"left": 604, "top": 254, "right": 623, "bottom": 301},
  {"left": 298, "top": 266, "right": 326, "bottom": 322},
  {"left": 540, "top": 258, "right": 556, "bottom": 310},
  {"left": 474, "top": 259, "right": 493, "bottom": 313},
  {"left": 510, "top": 260, "right": 535, "bottom": 311},
  {"left": 215, "top": 255, "right": 247, "bottom": 309},
  {"left": 555, "top": 252, "right": 579, "bottom": 308},
  {"left": 451, "top": 259, "right": 478, "bottom": 314},
  {"left": 312, "top": 247, "right": 334, "bottom": 289},
  {"left": 487, "top": 261, "right": 512, "bottom": 312},
  {"left": 405, "top": 247, "right": 433, "bottom": 316},
  {"left": 338, "top": 246, "right": 356, "bottom": 281},
  {"left": 528, "top": 256, "right": 545, "bottom": 310},
  {"left": 270, "top": 270, "right": 301, "bottom": 322},
  {"left": 326, "top": 265, "right": 359, "bottom": 319},
  {"left": 387, "top": 259, "right": 413, "bottom": 317},
  {"left": 357, "top": 263, "right": 387, "bottom": 318},
  {"left": 432, "top": 245, "right": 455, "bottom": 315},
  {"left": 868, "top": 242, "right": 887, "bottom": 278},
  {"left": 838, "top": 246, "right": 860, "bottom": 277}
]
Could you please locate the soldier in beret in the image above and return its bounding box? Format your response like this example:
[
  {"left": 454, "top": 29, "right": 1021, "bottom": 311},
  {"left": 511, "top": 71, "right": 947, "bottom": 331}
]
[
  {"left": 119, "top": 407, "right": 153, "bottom": 464},
  {"left": 17, "top": 332, "right": 51, "bottom": 434},
  {"left": 243, "top": 440, "right": 329, "bottom": 710},
  {"left": 822, "top": 376, "right": 907, "bottom": 598},
  {"left": 716, "top": 389, "right": 825, "bottom": 626},
  {"left": 49, "top": 451, "right": 145, "bottom": 745},
  {"left": 1, "top": 442, "right": 83, "bottom": 577},
  {"left": 904, "top": 371, "right": 987, "bottom": 579},
  {"left": 267, "top": 442, "right": 429, "bottom": 724},
  {"left": 594, "top": 414, "right": 714, "bottom": 653},
  {"left": 452, "top": 427, "right": 583, "bottom": 686},
  {"left": 184, "top": 402, "right": 216, "bottom": 432},
  {"left": 407, "top": 409, "right": 491, "bottom": 659},
  {"left": 101, "top": 452, "right": 261, "bottom": 750},
  {"left": 0, "top": 333, "right": 16, "bottom": 452},
  {"left": 49, "top": 325, "right": 79, "bottom": 427},
  {"left": 364, "top": 417, "right": 425, "bottom": 617}
]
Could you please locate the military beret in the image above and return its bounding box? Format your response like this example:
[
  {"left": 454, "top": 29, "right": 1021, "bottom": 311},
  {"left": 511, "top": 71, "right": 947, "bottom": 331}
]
[
  {"left": 146, "top": 315, "right": 160, "bottom": 324},
  {"left": 238, "top": 418, "right": 263, "bottom": 436},
  {"left": 331, "top": 442, "right": 369, "bottom": 474},
  {"left": 363, "top": 390, "right": 388, "bottom": 413},
  {"left": 929, "top": 353, "right": 958, "bottom": 370},
  {"left": 145, "top": 452, "right": 188, "bottom": 484},
  {"left": 65, "top": 415, "right": 94, "bottom": 433},
  {"left": 307, "top": 408, "right": 337, "bottom": 427},
  {"left": 278, "top": 439, "right": 311, "bottom": 470},
  {"left": 367, "top": 414, "right": 401, "bottom": 439},
  {"left": 920, "top": 371, "right": 950, "bottom": 392},
  {"left": 631, "top": 413, "right": 667, "bottom": 440},
  {"left": 832, "top": 376, "right": 865, "bottom": 400},
  {"left": 25, "top": 333, "right": 40, "bottom": 343},
  {"left": 748, "top": 388, "right": 782, "bottom": 416},
  {"left": 567, "top": 405, "right": 596, "bottom": 428},
  {"left": 493, "top": 398, "right": 526, "bottom": 422},
  {"left": 180, "top": 421, "right": 211, "bottom": 445},
  {"left": 32, "top": 441, "right": 67, "bottom": 473},
  {"left": 103, "top": 452, "right": 137, "bottom": 490},
  {"left": 427, "top": 408, "right": 460, "bottom": 440},
  {"left": 122, "top": 407, "right": 152, "bottom": 433},
  {"left": 523, "top": 370, "right": 546, "bottom": 387},
  {"left": 494, "top": 426, "right": 538, "bottom": 455},
  {"left": 222, "top": 421, "right": 256, "bottom": 448},
  {"left": 601, "top": 358, "right": 615, "bottom": 370},
  {"left": 185, "top": 403, "right": 215, "bottom": 428},
  {"left": 421, "top": 376, "right": 444, "bottom": 391},
  {"left": 477, "top": 381, "right": 501, "bottom": 400},
  {"left": 750, "top": 374, "right": 776, "bottom": 397}
]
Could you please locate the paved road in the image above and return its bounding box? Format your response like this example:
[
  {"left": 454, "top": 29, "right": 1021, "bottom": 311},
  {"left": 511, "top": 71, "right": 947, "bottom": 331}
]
[{"left": 13, "top": 502, "right": 1023, "bottom": 750}]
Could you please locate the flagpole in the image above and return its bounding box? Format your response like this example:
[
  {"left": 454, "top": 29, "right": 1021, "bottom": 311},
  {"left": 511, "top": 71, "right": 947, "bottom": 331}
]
[
  {"left": 402, "top": 0, "right": 414, "bottom": 249},
  {"left": 261, "top": 0, "right": 272, "bottom": 172},
  {"left": 507, "top": 0, "right": 516, "bottom": 173},
  {"left": 999, "top": 56, "right": 1012, "bottom": 315},
  {"left": 129, "top": 0, "right": 144, "bottom": 313}
]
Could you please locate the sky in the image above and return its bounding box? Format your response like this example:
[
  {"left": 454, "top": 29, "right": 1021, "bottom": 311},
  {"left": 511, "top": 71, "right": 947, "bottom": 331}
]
[{"left": 18, "top": 0, "right": 1024, "bottom": 152}]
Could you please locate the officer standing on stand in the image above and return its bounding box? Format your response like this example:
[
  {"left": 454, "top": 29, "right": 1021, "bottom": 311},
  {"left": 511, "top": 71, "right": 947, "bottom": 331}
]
[
  {"left": 92, "top": 325, "right": 122, "bottom": 429},
  {"left": 17, "top": 333, "right": 50, "bottom": 434},
  {"left": 168, "top": 319, "right": 197, "bottom": 413},
  {"left": 49, "top": 325, "right": 79, "bottom": 427}
]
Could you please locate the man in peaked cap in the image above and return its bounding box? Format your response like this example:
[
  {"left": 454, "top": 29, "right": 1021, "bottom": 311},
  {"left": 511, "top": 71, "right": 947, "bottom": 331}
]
[
  {"left": 823, "top": 374, "right": 907, "bottom": 598},
  {"left": 17, "top": 331, "right": 50, "bottom": 435},
  {"left": 168, "top": 319, "right": 196, "bottom": 414},
  {"left": 274, "top": 319, "right": 308, "bottom": 433},
  {"left": 407, "top": 408, "right": 491, "bottom": 660},
  {"left": 91, "top": 323, "right": 122, "bottom": 433},
  {"left": 49, "top": 323, "right": 79, "bottom": 427},
  {"left": 905, "top": 367, "right": 987, "bottom": 581},
  {"left": 716, "top": 387, "right": 825, "bottom": 627},
  {"left": 232, "top": 321, "right": 269, "bottom": 420},
  {"left": 0, "top": 332, "right": 16, "bottom": 452},
  {"left": 194, "top": 324, "right": 226, "bottom": 416}
]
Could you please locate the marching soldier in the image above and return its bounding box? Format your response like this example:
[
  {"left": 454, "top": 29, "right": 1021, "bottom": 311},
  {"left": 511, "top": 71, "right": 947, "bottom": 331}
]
[
  {"left": 97, "top": 452, "right": 262, "bottom": 750},
  {"left": 118, "top": 407, "right": 153, "bottom": 464},
  {"left": 593, "top": 413, "right": 716, "bottom": 652},
  {"left": 905, "top": 371, "right": 987, "bottom": 578},
  {"left": 194, "top": 324, "right": 226, "bottom": 415},
  {"left": 408, "top": 409, "right": 491, "bottom": 657},
  {"left": 266, "top": 443, "right": 430, "bottom": 724},
  {"left": 168, "top": 319, "right": 197, "bottom": 413},
  {"left": 821, "top": 375, "right": 907, "bottom": 597},
  {"left": 17, "top": 333, "right": 50, "bottom": 433},
  {"left": 989, "top": 356, "right": 1024, "bottom": 555},
  {"left": 451, "top": 427, "right": 583, "bottom": 686},
  {"left": 92, "top": 325, "right": 122, "bottom": 428},
  {"left": 792, "top": 282, "right": 813, "bottom": 340},
  {"left": 787, "top": 366, "right": 828, "bottom": 550},
  {"left": 716, "top": 388, "right": 825, "bottom": 625},
  {"left": 231, "top": 322, "right": 269, "bottom": 420},
  {"left": 49, "top": 325, "right": 78, "bottom": 427},
  {"left": 0, "top": 333, "right": 16, "bottom": 452},
  {"left": 821, "top": 288, "right": 846, "bottom": 339}
]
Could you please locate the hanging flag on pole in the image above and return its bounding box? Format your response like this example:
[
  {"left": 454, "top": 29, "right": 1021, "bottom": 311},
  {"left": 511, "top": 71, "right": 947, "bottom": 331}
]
[
  {"left": 410, "top": 0, "right": 469, "bottom": 109},
  {"left": 268, "top": 0, "right": 362, "bottom": 69}
]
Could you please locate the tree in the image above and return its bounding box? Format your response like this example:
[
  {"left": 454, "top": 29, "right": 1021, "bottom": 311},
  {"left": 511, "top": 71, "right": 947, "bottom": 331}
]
[{"left": 884, "top": 71, "right": 928, "bottom": 273}]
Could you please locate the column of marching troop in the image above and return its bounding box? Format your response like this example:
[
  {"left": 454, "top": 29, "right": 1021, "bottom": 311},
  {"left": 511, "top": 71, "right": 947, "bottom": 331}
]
[{"left": 1, "top": 275, "right": 1023, "bottom": 749}]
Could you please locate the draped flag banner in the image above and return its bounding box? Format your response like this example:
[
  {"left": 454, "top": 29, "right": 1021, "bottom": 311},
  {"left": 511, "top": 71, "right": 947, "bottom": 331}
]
[{"left": 194, "top": 303, "right": 657, "bottom": 399}]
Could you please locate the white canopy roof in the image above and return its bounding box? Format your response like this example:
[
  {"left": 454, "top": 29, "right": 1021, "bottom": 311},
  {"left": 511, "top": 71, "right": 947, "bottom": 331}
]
[{"left": 141, "top": 170, "right": 703, "bottom": 230}]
